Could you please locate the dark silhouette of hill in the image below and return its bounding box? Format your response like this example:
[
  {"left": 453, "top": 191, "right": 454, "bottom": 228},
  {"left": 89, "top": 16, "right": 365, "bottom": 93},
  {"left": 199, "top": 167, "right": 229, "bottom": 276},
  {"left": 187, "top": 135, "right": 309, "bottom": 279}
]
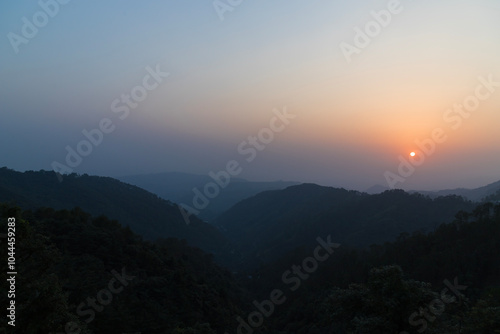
[
  {"left": 2, "top": 180, "right": 499, "bottom": 332},
  {"left": 118, "top": 172, "right": 299, "bottom": 221},
  {"left": 0, "top": 167, "right": 227, "bottom": 255},
  {"left": 0, "top": 204, "right": 246, "bottom": 333},
  {"left": 215, "top": 184, "right": 476, "bottom": 269},
  {"left": 247, "top": 202, "right": 500, "bottom": 333}
]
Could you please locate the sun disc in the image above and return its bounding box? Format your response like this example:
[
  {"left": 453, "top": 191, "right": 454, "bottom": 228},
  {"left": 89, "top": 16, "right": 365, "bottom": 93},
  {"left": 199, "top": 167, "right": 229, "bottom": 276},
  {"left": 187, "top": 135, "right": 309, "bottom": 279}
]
[{"left": 410, "top": 152, "right": 416, "bottom": 157}]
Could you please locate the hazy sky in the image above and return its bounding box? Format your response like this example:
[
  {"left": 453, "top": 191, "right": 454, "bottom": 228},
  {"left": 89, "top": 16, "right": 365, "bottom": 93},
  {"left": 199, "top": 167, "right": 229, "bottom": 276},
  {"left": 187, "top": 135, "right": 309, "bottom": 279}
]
[{"left": 1, "top": 0, "right": 500, "bottom": 191}]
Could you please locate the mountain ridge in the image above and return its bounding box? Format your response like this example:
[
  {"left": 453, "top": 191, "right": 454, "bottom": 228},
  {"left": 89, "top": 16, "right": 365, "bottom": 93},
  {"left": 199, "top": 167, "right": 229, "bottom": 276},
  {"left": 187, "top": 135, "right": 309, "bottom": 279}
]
[
  {"left": 411, "top": 179, "right": 500, "bottom": 201},
  {"left": 0, "top": 167, "right": 228, "bottom": 256},
  {"left": 215, "top": 183, "right": 476, "bottom": 269}
]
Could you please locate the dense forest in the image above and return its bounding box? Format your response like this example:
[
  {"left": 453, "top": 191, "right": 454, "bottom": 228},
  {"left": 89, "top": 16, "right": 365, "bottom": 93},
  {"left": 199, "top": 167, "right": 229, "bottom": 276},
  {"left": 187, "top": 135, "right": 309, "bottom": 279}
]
[
  {"left": 246, "top": 202, "right": 500, "bottom": 333},
  {"left": 0, "top": 204, "right": 246, "bottom": 333},
  {"left": 216, "top": 184, "right": 476, "bottom": 269},
  {"left": 1, "top": 202, "right": 499, "bottom": 333},
  {"left": 1, "top": 169, "right": 499, "bottom": 333}
]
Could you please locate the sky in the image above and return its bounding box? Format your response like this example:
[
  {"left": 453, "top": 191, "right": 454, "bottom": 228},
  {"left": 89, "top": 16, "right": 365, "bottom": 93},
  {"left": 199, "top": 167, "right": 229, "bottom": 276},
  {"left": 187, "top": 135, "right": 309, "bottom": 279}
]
[{"left": 1, "top": 0, "right": 500, "bottom": 191}]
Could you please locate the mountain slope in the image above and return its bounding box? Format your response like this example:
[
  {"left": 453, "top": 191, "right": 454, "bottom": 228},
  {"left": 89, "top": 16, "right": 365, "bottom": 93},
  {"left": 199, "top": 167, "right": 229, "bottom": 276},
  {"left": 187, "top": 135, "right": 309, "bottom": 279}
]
[
  {"left": 0, "top": 204, "right": 246, "bottom": 333},
  {"left": 0, "top": 167, "right": 227, "bottom": 255},
  {"left": 215, "top": 184, "right": 476, "bottom": 269},
  {"left": 249, "top": 202, "right": 500, "bottom": 333}
]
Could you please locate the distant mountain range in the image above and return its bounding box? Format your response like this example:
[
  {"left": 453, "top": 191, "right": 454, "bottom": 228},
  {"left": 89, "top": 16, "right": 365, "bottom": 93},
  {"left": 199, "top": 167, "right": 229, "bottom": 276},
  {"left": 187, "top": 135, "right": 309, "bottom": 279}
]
[
  {"left": 365, "top": 179, "right": 500, "bottom": 202},
  {"left": 0, "top": 167, "right": 229, "bottom": 256},
  {"left": 411, "top": 179, "right": 500, "bottom": 202},
  {"left": 118, "top": 172, "right": 299, "bottom": 221},
  {"left": 364, "top": 184, "right": 390, "bottom": 194}
]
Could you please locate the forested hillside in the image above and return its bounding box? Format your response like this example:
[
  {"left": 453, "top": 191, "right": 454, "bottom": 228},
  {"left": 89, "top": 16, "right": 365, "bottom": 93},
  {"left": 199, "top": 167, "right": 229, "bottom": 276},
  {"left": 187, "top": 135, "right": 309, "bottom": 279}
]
[
  {"left": 0, "top": 204, "right": 246, "bottom": 334},
  {"left": 1, "top": 168, "right": 499, "bottom": 333},
  {"left": 1, "top": 201, "right": 499, "bottom": 333},
  {"left": 245, "top": 202, "right": 500, "bottom": 333},
  {"left": 216, "top": 184, "right": 476, "bottom": 269},
  {"left": 0, "top": 168, "right": 228, "bottom": 255}
]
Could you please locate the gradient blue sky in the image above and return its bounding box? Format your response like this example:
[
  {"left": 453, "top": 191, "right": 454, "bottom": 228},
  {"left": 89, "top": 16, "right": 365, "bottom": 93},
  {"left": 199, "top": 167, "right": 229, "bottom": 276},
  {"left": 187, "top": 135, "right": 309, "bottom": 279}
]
[{"left": 1, "top": 0, "right": 500, "bottom": 191}]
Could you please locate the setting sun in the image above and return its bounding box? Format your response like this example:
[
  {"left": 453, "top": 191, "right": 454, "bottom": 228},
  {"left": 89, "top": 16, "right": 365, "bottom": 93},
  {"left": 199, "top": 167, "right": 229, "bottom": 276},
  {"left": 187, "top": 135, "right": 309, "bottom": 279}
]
[{"left": 410, "top": 152, "right": 416, "bottom": 157}]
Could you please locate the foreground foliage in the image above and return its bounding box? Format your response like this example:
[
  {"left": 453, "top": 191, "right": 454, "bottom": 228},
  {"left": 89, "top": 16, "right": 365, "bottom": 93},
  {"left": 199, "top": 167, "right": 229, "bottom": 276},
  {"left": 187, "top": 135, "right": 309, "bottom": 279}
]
[{"left": 0, "top": 205, "right": 245, "bottom": 334}]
